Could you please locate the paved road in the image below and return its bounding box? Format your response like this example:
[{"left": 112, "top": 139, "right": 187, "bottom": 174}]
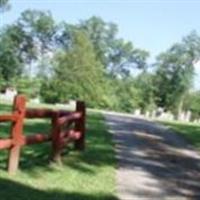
[{"left": 105, "top": 114, "right": 200, "bottom": 200}]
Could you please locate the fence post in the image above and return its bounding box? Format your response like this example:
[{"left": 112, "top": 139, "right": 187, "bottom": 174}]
[
  {"left": 51, "top": 112, "right": 62, "bottom": 164},
  {"left": 8, "top": 95, "right": 26, "bottom": 174},
  {"left": 74, "top": 101, "right": 86, "bottom": 150}
]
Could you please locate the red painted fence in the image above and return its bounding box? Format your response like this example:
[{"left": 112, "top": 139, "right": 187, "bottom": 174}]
[{"left": 0, "top": 95, "right": 86, "bottom": 174}]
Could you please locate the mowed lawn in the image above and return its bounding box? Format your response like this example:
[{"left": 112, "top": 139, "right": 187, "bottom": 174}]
[
  {"left": 0, "top": 103, "right": 117, "bottom": 200},
  {"left": 160, "top": 120, "right": 200, "bottom": 149}
]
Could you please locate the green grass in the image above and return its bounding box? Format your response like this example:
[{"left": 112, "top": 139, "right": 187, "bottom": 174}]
[
  {"left": 0, "top": 103, "right": 117, "bottom": 200},
  {"left": 159, "top": 120, "right": 200, "bottom": 149}
]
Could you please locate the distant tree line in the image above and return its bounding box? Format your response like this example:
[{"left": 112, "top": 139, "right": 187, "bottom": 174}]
[{"left": 1, "top": 6, "right": 200, "bottom": 119}]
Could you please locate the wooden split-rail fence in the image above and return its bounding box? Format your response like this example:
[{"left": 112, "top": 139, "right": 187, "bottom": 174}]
[{"left": 0, "top": 95, "right": 86, "bottom": 174}]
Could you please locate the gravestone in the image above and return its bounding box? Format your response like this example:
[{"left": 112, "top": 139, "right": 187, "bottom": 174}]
[
  {"left": 134, "top": 109, "right": 141, "bottom": 116},
  {"left": 0, "top": 87, "right": 17, "bottom": 101}
]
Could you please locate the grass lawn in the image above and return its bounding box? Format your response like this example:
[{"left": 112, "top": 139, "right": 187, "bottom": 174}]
[
  {"left": 0, "top": 103, "right": 117, "bottom": 200},
  {"left": 159, "top": 120, "right": 200, "bottom": 149}
]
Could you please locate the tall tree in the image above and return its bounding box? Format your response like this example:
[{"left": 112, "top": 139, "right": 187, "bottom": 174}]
[
  {"left": 0, "top": 23, "right": 35, "bottom": 81},
  {"left": 134, "top": 72, "right": 156, "bottom": 112},
  {"left": 41, "top": 30, "right": 106, "bottom": 106},
  {"left": 78, "top": 16, "right": 149, "bottom": 77},
  {"left": 18, "top": 9, "right": 58, "bottom": 76},
  {"left": 0, "top": 0, "right": 10, "bottom": 13},
  {"left": 0, "top": 9, "right": 58, "bottom": 81},
  {"left": 184, "top": 91, "right": 200, "bottom": 119},
  {"left": 18, "top": 10, "right": 57, "bottom": 54},
  {"left": 155, "top": 31, "right": 200, "bottom": 115}
]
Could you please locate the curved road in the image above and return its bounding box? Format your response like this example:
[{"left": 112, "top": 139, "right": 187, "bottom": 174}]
[{"left": 105, "top": 114, "right": 200, "bottom": 200}]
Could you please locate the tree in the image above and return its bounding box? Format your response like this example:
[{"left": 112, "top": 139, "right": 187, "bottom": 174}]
[
  {"left": 183, "top": 91, "right": 200, "bottom": 119},
  {"left": 113, "top": 78, "right": 141, "bottom": 112},
  {"left": 155, "top": 31, "right": 200, "bottom": 115},
  {"left": 0, "top": 0, "right": 10, "bottom": 13},
  {"left": 41, "top": 30, "right": 106, "bottom": 106},
  {"left": 78, "top": 16, "right": 149, "bottom": 78},
  {"left": 17, "top": 9, "right": 58, "bottom": 76},
  {"left": 134, "top": 72, "right": 156, "bottom": 112},
  {"left": 79, "top": 16, "right": 117, "bottom": 66},
  {"left": 0, "top": 9, "right": 59, "bottom": 83},
  {"left": 0, "top": 24, "right": 31, "bottom": 81},
  {"left": 18, "top": 10, "right": 57, "bottom": 53}
]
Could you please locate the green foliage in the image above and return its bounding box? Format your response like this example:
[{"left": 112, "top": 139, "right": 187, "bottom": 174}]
[
  {"left": 40, "top": 78, "right": 61, "bottom": 103},
  {"left": 1, "top": 9, "right": 200, "bottom": 115},
  {"left": 0, "top": 76, "right": 41, "bottom": 98},
  {"left": 41, "top": 30, "right": 106, "bottom": 107},
  {"left": 155, "top": 31, "right": 200, "bottom": 114},
  {"left": 188, "top": 92, "right": 200, "bottom": 117},
  {"left": 39, "top": 16, "right": 150, "bottom": 111},
  {"left": 0, "top": 9, "right": 58, "bottom": 85},
  {"left": 0, "top": 103, "right": 117, "bottom": 199},
  {"left": 108, "top": 78, "right": 140, "bottom": 112},
  {"left": 0, "top": 0, "right": 10, "bottom": 13},
  {"left": 134, "top": 72, "right": 156, "bottom": 112},
  {"left": 78, "top": 16, "right": 149, "bottom": 78},
  {"left": 79, "top": 16, "right": 118, "bottom": 66},
  {"left": 18, "top": 9, "right": 57, "bottom": 52},
  {"left": 0, "top": 10, "right": 151, "bottom": 112},
  {"left": 15, "top": 77, "right": 41, "bottom": 98},
  {"left": 183, "top": 91, "right": 200, "bottom": 119},
  {"left": 0, "top": 25, "right": 26, "bottom": 81}
]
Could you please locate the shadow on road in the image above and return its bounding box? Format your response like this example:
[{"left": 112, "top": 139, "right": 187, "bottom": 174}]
[{"left": 106, "top": 114, "right": 200, "bottom": 199}]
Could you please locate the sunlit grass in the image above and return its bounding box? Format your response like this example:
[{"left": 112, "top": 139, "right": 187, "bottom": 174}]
[
  {"left": 0, "top": 103, "right": 117, "bottom": 200},
  {"left": 159, "top": 120, "right": 200, "bottom": 149}
]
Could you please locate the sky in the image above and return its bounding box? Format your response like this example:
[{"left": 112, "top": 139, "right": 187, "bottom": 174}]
[{"left": 1, "top": 0, "right": 200, "bottom": 88}]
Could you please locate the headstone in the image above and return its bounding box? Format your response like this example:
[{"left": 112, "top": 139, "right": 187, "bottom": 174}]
[
  {"left": 156, "top": 107, "right": 164, "bottom": 117},
  {"left": 185, "top": 111, "right": 191, "bottom": 122},
  {"left": 159, "top": 111, "right": 174, "bottom": 121},
  {"left": 30, "top": 97, "right": 40, "bottom": 104},
  {"left": 134, "top": 109, "right": 141, "bottom": 116},
  {"left": 178, "top": 112, "right": 185, "bottom": 121},
  {"left": 151, "top": 110, "right": 156, "bottom": 118},
  {"left": 69, "top": 100, "right": 76, "bottom": 108},
  {"left": 145, "top": 111, "right": 150, "bottom": 118},
  {"left": 0, "top": 87, "right": 17, "bottom": 101}
]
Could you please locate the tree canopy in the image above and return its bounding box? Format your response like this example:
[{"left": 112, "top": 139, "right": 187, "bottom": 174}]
[
  {"left": 78, "top": 16, "right": 149, "bottom": 78},
  {"left": 41, "top": 30, "right": 106, "bottom": 106},
  {"left": 0, "top": 0, "right": 10, "bottom": 13},
  {"left": 1, "top": 8, "right": 200, "bottom": 118},
  {"left": 155, "top": 31, "right": 200, "bottom": 115}
]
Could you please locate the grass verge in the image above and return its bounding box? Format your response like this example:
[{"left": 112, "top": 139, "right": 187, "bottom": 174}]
[
  {"left": 159, "top": 120, "right": 200, "bottom": 149},
  {"left": 0, "top": 103, "right": 117, "bottom": 200}
]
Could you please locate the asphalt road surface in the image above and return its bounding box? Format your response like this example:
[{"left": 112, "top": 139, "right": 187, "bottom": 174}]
[{"left": 105, "top": 114, "right": 200, "bottom": 200}]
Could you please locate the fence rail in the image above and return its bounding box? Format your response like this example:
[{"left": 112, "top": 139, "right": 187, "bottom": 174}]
[{"left": 0, "top": 95, "right": 86, "bottom": 174}]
